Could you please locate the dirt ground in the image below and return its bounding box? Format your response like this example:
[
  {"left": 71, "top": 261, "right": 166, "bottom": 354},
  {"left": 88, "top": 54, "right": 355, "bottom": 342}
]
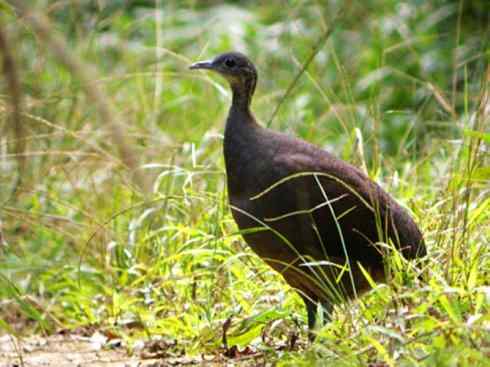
[{"left": 0, "top": 334, "right": 269, "bottom": 367}]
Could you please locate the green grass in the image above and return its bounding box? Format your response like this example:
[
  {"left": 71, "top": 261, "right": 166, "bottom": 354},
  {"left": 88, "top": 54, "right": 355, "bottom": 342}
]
[{"left": 0, "top": 1, "right": 489, "bottom": 365}]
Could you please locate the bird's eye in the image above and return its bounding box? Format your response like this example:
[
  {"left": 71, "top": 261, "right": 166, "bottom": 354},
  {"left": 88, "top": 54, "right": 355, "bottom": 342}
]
[{"left": 224, "top": 58, "right": 236, "bottom": 68}]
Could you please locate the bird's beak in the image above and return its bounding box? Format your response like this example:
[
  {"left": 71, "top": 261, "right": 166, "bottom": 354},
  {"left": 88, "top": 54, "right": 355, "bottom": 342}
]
[{"left": 189, "top": 60, "right": 214, "bottom": 70}]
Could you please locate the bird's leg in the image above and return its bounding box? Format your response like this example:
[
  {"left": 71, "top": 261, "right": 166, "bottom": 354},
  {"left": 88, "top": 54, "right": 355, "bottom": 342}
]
[
  {"left": 302, "top": 296, "right": 333, "bottom": 341},
  {"left": 303, "top": 298, "right": 317, "bottom": 341},
  {"left": 303, "top": 297, "right": 317, "bottom": 330}
]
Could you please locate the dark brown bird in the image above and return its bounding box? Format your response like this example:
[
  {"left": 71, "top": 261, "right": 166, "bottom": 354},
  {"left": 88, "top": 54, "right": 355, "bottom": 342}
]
[{"left": 190, "top": 52, "right": 425, "bottom": 334}]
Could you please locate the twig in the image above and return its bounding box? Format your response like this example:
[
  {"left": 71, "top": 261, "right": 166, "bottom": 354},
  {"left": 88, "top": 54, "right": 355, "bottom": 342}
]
[
  {"left": 266, "top": 8, "right": 345, "bottom": 127},
  {"left": 0, "top": 22, "right": 25, "bottom": 201}
]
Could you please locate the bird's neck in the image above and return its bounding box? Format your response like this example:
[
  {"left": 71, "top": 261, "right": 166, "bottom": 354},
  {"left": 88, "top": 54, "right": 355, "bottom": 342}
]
[
  {"left": 225, "top": 83, "right": 257, "bottom": 134},
  {"left": 226, "top": 86, "right": 259, "bottom": 134},
  {"left": 230, "top": 84, "right": 253, "bottom": 112},
  {"left": 224, "top": 88, "right": 260, "bottom": 193},
  {"left": 225, "top": 101, "right": 255, "bottom": 141}
]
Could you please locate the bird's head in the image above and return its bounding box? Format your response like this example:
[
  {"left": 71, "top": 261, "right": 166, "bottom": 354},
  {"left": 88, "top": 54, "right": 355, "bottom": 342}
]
[{"left": 190, "top": 52, "right": 257, "bottom": 105}]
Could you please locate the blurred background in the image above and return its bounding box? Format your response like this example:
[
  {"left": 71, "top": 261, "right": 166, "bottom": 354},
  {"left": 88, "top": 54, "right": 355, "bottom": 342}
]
[{"left": 0, "top": 0, "right": 488, "bottom": 364}]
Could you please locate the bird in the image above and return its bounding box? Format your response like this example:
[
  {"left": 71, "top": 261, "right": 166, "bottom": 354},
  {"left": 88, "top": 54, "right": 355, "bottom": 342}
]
[{"left": 190, "top": 51, "right": 426, "bottom": 335}]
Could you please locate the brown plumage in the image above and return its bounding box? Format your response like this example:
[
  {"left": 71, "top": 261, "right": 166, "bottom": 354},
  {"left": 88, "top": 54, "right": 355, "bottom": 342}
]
[{"left": 190, "top": 52, "right": 426, "bottom": 333}]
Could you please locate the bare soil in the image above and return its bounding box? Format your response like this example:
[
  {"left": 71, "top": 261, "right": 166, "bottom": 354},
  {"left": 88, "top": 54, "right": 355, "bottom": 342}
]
[{"left": 0, "top": 334, "right": 268, "bottom": 367}]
